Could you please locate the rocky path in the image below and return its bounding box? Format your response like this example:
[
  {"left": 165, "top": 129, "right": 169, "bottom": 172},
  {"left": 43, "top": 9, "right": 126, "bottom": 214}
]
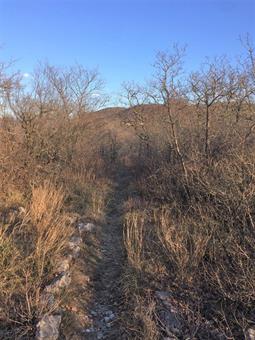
[{"left": 83, "top": 171, "right": 129, "bottom": 339}]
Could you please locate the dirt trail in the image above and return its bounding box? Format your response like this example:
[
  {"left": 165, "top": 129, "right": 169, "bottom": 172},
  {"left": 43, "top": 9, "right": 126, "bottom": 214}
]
[{"left": 84, "top": 169, "right": 130, "bottom": 339}]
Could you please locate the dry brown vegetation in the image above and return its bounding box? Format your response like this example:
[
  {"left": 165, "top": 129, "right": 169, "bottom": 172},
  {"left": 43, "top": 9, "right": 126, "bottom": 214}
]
[
  {"left": 121, "top": 40, "right": 255, "bottom": 339},
  {"left": 0, "top": 183, "right": 74, "bottom": 337},
  {"left": 0, "top": 61, "right": 114, "bottom": 338},
  {"left": 0, "top": 37, "right": 255, "bottom": 339}
]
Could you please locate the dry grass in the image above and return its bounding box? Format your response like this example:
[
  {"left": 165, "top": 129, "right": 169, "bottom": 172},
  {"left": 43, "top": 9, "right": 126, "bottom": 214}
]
[
  {"left": 124, "top": 210, "right": 145, "bottom": 270},
  {"left": 29, "top": 183, "right": 73, "bottom": 277},
  {"left": 0, "top": 183, "right": 74, "bottom": 337},
  {"left": 154, "top": 207, "right": 212, "bottom": 283}
]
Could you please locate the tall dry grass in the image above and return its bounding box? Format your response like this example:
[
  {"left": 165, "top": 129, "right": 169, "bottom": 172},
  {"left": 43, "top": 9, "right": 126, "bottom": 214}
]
[
  {"left": 124, "top": 210, "right": 145, "bottom": 270},
  {"left": 0, "top": 183, "right": 73, "bottom": 338}
]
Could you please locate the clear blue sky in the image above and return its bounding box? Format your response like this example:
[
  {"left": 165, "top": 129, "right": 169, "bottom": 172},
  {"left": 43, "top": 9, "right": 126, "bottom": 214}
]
[{"left": 0, "top": 0, "right": 254, "bottom": 102}]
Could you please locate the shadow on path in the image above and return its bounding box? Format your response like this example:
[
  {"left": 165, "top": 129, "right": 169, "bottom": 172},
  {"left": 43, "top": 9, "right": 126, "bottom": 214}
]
[{"left": 83, "top": 164, "right": 133, "bottom": 339}]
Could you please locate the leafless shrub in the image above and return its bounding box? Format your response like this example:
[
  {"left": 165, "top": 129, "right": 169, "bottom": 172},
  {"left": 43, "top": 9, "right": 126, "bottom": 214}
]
[{"left": 122, "top": 40, "right": 255, "bottom": 338}]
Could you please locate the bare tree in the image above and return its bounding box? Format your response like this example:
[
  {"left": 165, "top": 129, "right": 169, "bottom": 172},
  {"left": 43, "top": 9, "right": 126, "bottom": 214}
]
[
  {"left": 189, "top": 57, "right": 229, "bottom": 158},
  {"left": 148, "top": 44, "right": 188, "bottom": 176},
  {"left": 241, "top": 35, "right": 255, "bottom": 88},
  {"left": 32, "top": 63, "right": 108, "bottom": 117},
  {"left": 226, "top": 66, "right": 254, "bottom": 125},
  {"left": 0, "top": 62, "right": 108, "bottom": 163},
  {"left": 122, "top": 45, "right": 189, "bottom": 175},
  {"left": 0, "top": 59, "right": 22, "bottom": 116},
  {"left": 121, "top": 81, "right": 150, "bottom": 145}
]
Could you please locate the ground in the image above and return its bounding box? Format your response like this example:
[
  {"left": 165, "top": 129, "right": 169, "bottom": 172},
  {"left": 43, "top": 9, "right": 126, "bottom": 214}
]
[{"left": 62, "top": 166, "right": 132, "bottom": 340}]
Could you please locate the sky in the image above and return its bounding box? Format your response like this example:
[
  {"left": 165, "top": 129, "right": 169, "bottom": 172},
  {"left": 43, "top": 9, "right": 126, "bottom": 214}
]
[{"left": 0, "top": 0, "right": 254, "bottom": 103}]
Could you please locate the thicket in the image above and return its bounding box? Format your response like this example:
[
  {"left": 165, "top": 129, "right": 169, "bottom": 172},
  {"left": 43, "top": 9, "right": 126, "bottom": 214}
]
[
  {"left": 0, "top": 61, "right": 113, "bottom": 338},
  {"left": 122, "top": 39, "right": 255, "bottom": 339}
]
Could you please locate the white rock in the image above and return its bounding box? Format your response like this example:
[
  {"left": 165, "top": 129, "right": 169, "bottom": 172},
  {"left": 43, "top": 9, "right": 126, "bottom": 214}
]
[
  {"left": 83, "top": 327, "right": 95, "bottom": 333},
  {"left": 45, "top": 272, "right": 71, "bottom": 293},
  {"left": 36, "top": 314, "right": 61, "bottom": 340},
  {"left": 78, "top": 222, "right": 96, "bottom": 233},
  {"left": 69, "top": 236, "right": 83, "bottom": 257}
]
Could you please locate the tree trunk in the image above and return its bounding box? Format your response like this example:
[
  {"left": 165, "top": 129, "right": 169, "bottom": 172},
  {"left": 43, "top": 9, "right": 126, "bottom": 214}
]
[{"left": 205, "top": 105, "right": 210, "bottom": 158}]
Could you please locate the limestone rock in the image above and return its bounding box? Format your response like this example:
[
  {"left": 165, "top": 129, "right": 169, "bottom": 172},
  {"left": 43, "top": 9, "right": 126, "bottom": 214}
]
[
  {"left": 45, "top": 272, "right": 71, "bottom": 293},
  {"left": 68, "top": 235, "right": 83, "bottom": 257},
  {"left": 36, "top": 314, "right": 61, "bottom": 340},
  {"left": 78, "top": 222, "right": 96, "bottom": 234}
]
